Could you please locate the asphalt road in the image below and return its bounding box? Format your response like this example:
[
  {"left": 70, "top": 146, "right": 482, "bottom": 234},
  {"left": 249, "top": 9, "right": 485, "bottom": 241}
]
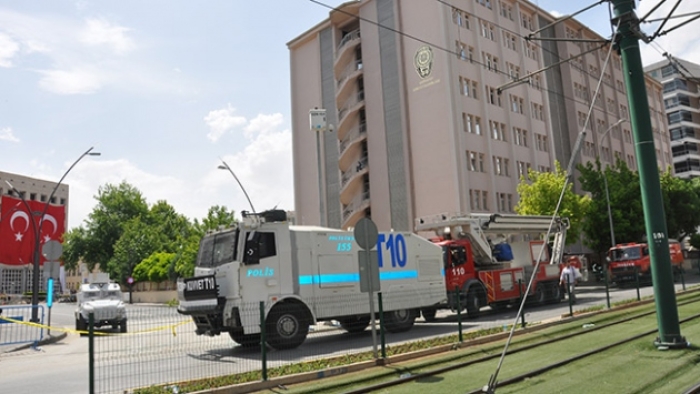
[{"left": 1, "top": 274, "right": 698, "bottom": 394}]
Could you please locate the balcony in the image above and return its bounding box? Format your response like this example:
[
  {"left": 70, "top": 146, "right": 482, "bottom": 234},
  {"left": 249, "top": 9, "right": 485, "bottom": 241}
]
[
  {"left": 337, "top": 90, "right": 365, "bottom": 136},
  {"left": 340, "top": 156, "right": 368, "bottom": 203},
  {"left": 339, "top": 121, "right": 367, "bottom": 163},
  {"left": 342, "top": 190, "right": 371, "bottom": 227},
  {"left": 334, "top": 29, "right": 361, "bottom": 76},
  {"left": 336, "top": 59, "right": 363, "bottom": 99}
]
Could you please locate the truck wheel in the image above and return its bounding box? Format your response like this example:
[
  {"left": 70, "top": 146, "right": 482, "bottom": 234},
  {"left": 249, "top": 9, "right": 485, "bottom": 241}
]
[
  {"left": 76, "top": 316, "right": 87, "bottom": 335},
  {"left": 384, "top": 309, "right": 416, "bottom": 333},
  {"left": 266, "top": 304, "right": 309, "bottom": 350},
  {"left": 466, "top": 289, "right": 480, "bottom": 318},
  {"left": 339, "top": 316, "right": 371, "bottom": 333},
  {"left": 229, "top": 331, "right": 261, "bottom": 347},
  {"left": 421, "top": 307, "right": 437, "bottom": 322},
  {"left": 534, "top": 284, "right": 546, "bottom": 305},
  {"left": 119, "top": 319, "right": 127, "bottom": 333}
]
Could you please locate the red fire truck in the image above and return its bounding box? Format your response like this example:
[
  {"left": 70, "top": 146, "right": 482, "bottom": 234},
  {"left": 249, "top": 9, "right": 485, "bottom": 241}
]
[
  {"left": 414, "top": 213, "right": 569, "bottom": 320},
  {"left": 607, "top": 240, "right": 684, "bottom": 284}
]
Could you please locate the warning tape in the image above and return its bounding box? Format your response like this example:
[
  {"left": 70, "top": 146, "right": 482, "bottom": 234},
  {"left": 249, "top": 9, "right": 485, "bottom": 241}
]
[{"left": 0, "top": 315, "right": 192, "bottom": 336}]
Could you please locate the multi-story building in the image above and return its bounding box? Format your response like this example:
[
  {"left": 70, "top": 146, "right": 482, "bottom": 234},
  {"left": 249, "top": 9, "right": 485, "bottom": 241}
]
[
  {"left": 0, "top": 171, "right": 69, "bottom": 294},
  {"left": 288, "top": 0, "right": 672, "bottom": 234},
  {"left": 646, "top": 58, "right": 700, "bottom": 179}
]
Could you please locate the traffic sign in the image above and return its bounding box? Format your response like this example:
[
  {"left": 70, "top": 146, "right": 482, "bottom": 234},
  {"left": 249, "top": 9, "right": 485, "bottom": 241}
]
[
  {"left": 43, "top": 261, "right": 60, "bottom": 280},
  {"left": 42, "top": 240, "right": 63, "bottom": 261},
  {"left": 127, "top": 277, "right": 134, "bottom": 285},
  {"left": 353, "top": 217, "right": 378, "bottom": 250}
]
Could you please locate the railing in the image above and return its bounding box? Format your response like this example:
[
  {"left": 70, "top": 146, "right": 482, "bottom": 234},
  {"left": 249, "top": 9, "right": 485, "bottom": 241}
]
[
  {"left": 337, "top": 60, "right": 363, "bottom": 88},
  {"left": 337, "top": 29, "right": 360, "bottom": 54},
  {"left": 339, "top": 122, "right": 367, "bottom": 155},
  {"left": 341, "top": 155, "right": 369, "bottom": 187},
  {"left": 338, "top": 90, "right": 365, "bottom": 124},
  {"left": 342, "top": 190, "right": 370, "bottom": 221}
]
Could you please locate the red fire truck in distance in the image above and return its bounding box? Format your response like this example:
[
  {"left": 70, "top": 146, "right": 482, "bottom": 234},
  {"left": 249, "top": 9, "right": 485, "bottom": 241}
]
[
  {"left": 414, "top": 213, "right": 569, "bottom": 320},
  {"left": 607, "top": 240, "right": 684, "bottom": 284}
]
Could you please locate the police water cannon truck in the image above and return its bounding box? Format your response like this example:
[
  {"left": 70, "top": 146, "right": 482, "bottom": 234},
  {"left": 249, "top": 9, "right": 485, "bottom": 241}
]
[{"left": 177, "top": 209, "right": 444, "bottom": 350}]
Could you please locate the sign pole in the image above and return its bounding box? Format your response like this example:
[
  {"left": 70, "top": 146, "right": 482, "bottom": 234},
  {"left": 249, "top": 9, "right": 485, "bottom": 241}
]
[{"left": 354, "top": 217, "right": 380, "bottom": 359}]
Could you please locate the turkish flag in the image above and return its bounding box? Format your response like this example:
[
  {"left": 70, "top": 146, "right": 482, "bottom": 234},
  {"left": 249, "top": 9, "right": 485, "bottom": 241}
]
[{"left": 0, "top": 195, "right": 66, "bottom": 266}]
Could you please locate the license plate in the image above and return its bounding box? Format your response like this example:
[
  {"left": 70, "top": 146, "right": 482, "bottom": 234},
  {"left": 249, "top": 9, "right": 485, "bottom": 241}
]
[{"left": 182, "top": 276, "right": 218, "bottom": 300}]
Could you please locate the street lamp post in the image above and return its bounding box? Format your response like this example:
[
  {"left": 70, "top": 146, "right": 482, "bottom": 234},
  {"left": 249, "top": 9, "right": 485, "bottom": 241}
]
[
  {"left": 597, "top": 119, "right": 626, "bottom": 249},
  {"left": 5, "top": 146, "right": 100, "bottom": 322},
  {"left": 218, "top": 159, "right": 256, "bottom": 213}
]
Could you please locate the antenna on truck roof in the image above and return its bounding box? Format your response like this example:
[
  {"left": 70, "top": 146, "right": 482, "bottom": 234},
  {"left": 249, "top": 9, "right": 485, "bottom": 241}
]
[{"left": 218, "top": 158, "right": 256, "bottom": 214}]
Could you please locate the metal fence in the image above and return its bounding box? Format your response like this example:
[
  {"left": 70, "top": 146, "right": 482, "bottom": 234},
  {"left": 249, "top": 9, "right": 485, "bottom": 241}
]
[
  {"left": 0, "top": 304, "right": 44, "bottom": 348},
  {"left": 89, "top": 288, "right": 512, "bottom": 394}
]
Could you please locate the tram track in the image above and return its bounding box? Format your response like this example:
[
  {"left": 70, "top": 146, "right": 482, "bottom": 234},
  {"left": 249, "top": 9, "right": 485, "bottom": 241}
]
[{"left": 342, "top": 291, "right": 700, "bottom": 394}]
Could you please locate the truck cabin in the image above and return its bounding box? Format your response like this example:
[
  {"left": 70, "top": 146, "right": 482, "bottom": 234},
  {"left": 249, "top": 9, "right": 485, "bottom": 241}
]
[
  {"left": 197, "top": 228, "right": 240, "bottom": 268},
  {"left": 437, "top": 238, "right": 494, "bottom": 268},
  {"left": 609, "top": 244, "right": 648, "bottom": 262}
]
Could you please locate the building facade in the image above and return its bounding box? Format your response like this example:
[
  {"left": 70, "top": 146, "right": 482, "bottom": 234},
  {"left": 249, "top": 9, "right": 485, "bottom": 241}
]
[
  {"left": 646, "top": 58, "right": 700, "bottom": 179},
  {"left": 0, "top": 171, "right": 69, "bottom": 294},
  {"left": 288, "top": 0, "right": 672, "bottom": 235}
]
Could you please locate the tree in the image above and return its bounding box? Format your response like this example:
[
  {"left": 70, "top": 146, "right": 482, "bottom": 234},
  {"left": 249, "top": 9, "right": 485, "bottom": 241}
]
[
  {"left": 516, "top": 161, "right": 590, "bottom": 244},
  {"left": 63, "top": 181, "right": 149, "bottom": 273},
  {"left": 108, "top": 217, "right": 160, "bottom": 283},
  {"left": 578, "top": 157, "right": 646, "bottom": 256},
  {"left": 660, "top": 171, "right": 700, "bottom": 242}
]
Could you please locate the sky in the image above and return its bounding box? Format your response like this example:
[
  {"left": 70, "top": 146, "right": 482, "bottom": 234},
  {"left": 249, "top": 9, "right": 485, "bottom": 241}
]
[{"left": 0, "top": 0, "right": 698, "bottom": 230}]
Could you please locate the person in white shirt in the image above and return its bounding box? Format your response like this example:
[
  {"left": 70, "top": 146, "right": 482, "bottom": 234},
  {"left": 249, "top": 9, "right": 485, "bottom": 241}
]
[{"left": 560, "top": 258, "right": 583, "bottom": 303}]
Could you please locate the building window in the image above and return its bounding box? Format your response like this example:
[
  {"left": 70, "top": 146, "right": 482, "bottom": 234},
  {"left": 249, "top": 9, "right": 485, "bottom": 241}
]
[
  {"left": 513, "top": 127, "right": 528, "bottom": 147},
  {"left": 452, "top": 8, "right": 470, "bottom": 29},
  {"left": 487, "top": 86, "right": 502, "bottom": 106},
  {"left": 459, "top": 76, "right": 479, "bottom": 99}
]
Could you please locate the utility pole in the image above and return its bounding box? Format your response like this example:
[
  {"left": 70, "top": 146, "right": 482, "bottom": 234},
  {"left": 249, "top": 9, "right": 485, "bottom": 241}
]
[{"left": 611, "top": 0, "right": 687, "bottom": 349}]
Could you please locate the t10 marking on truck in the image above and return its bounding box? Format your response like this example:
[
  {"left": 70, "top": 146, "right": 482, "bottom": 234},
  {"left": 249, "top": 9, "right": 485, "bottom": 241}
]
[{"left": 377, "top": 233, "right": 407, "bottom": 267}]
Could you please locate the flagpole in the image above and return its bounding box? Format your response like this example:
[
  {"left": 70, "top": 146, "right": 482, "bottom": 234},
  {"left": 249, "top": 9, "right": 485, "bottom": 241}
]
[{"left": 5, "top": 146, "right": 100, "bottom": 323}]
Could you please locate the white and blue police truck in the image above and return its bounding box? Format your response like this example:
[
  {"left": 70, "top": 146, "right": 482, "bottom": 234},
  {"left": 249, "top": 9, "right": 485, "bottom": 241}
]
[{"left": 177, "top": 210, "right": 444, "bottom": 350}]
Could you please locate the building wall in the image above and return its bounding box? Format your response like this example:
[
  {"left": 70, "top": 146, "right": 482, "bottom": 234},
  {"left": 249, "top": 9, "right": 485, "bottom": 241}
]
[
  {"left": 646, "top": 58, "right": 700, "bottom": 178},
  {"left": 289, "top": 0, "right": 673, "bottom": 240}
]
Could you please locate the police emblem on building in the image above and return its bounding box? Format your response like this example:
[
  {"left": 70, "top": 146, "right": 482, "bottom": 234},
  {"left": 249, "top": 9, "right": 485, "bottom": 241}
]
[{"left": 414, "top": 46, "right": 433, "bottom": 79}]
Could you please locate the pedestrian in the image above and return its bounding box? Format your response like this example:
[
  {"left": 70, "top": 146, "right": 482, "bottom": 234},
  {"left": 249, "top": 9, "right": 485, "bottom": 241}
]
[{"left": 560, "top": 257, "right": 582, "bottom": 303}]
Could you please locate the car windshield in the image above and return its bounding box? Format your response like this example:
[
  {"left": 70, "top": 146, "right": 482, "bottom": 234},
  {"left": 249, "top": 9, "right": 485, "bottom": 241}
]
[
  {"left": 197, "top": 229, "right": 239, "bottom": 268},
  {"left": 610, "top": 247, "right": 642, "bottom": 261}
]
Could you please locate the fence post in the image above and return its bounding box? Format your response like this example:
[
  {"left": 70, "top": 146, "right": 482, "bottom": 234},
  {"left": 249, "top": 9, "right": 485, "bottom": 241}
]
[
  {"left": 518, "top": 279, "right": 526, "bottom": 327},
  {"left": 89, "top": 312, "right": 95, "bottom": 394},
  {"left": 604, "top": 265, "right": 611, "bottom": 309},
  {"left": 634, "top": 266, "right": 641, "bottom": 301},
  {"left": 378, "top": 292, "right": 386, "bottom": 359},
  {"left": 566, "top": 276, "right": 573, "bottom": 316},
  {"left": 259, "top": 301, "right": 267, "bottom": 381},
  {"left": 455, "top": 287, "right": 463, "bottom": 343}
]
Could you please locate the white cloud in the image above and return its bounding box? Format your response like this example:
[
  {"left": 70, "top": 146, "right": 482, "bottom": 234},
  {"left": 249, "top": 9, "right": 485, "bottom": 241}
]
[
  {"left": 204, "top": 104, "right": 247, "bottom": 142},
  {"left": 550, "top": 10, "right": 563, "bottom": 18},
  {"left": 37, "top": 68, "right": 103, "bottom": 94},
  {"left": 81, "top": 18, "right": 134, "bottom": 55},
  {"left": 244, "top": 113, "right": 284, "bottom": 139},
  {"left": 0, "top": 127, "right": 20, "bottom": 142},
  {"left": 0, "top": 32, "right": 19, "bottom": 67}
]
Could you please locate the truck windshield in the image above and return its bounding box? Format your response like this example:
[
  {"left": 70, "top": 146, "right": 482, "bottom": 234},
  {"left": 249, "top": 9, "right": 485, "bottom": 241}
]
[
  {"left": 610, "top": 247, "right": 641, "bottom": 261},
  {"left": 197, "top": 229, "right": 239, "bottom": 268}
]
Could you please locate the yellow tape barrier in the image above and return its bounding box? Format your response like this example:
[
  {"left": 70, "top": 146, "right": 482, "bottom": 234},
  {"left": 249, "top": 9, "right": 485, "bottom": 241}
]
[{"left": 0, "top": 315, "right": 192, "bottom": 336}]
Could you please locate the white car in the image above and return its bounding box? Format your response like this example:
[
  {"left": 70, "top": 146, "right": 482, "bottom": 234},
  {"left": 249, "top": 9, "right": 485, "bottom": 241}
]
[{"left": 75, "top": 282, "right": 127, "bottom": 333}]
